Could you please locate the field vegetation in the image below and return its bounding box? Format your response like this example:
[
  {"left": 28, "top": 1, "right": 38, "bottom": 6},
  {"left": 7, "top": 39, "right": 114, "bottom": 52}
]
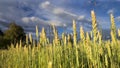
[{"left": 0, "top": 10, "right": 120, "bottom": 68}]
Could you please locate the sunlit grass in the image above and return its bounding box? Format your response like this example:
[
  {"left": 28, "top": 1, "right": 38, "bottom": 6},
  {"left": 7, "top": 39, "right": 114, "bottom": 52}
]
[{"left": 0, "top": 10, "right": 120, "bottom": 68}]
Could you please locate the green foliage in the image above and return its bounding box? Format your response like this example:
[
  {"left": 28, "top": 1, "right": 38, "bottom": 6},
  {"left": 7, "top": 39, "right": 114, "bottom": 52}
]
[
  {"left": 4, "top": 22, "right": 25, "bottom": 44},
  {"left": 0, "top": 22, "right": 26, "bottom": 49},
  {"left": 0, "top": 29, "right": 10, "bottom": 49},
  {"left": 0, "top": 37, "right": 10, "bottom": 49}
]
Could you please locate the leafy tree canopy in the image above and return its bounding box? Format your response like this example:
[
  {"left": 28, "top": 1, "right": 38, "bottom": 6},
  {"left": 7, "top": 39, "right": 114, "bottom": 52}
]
[{"left": 4, "top": 22, "right": 26, "bottom": 44}]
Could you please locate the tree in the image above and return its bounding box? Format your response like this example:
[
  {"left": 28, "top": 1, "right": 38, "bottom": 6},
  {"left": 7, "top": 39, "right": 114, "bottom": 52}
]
[
  {"left": 0, "top": 29, "right": 9, "bottom": 49},
  {"left": 0, "top": 29, "right": 3, "bottom": 36},
  {"left": 4, "top": 22, "right": 26, "bottom": 44}
]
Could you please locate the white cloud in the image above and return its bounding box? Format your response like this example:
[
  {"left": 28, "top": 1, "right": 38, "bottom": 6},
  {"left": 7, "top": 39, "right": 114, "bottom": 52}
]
[
  {"left": 40, "top": 1, "right": 50, "bottom": 8},
  {"left": 0, "top": 0, "right": 93, "bottom": 32},
  {"left": 53, "top": 8, "right": 64, "bottom": 14},
  {"left": 49, "top": 20, "right": 67, "bottom": 26},
  {"left": 115, "top": 16, "right": 120, "bottom": 21},
  {"left": 22, "top": 16, "right": 43, "bottom": 23},
  {"left": 39, "top": 1, "right": 91, "bottom": 28},
  {"left": 21, "top": 16, "right": 67, "bottom": 27},
  {"left": 78, "top": 15, "right": 85, "bottom": 20},
  {"left": 107, "top": 9, "right": 114, "bottom": 14},
  {"left": 22, "top": 17, "right": 30, "bottom": 23},
  {"left": 30, "top": 17, "right": 40, "bottom": 22},
  {"left": 22, "top": 16, "right": 46, "bottom": 24}
]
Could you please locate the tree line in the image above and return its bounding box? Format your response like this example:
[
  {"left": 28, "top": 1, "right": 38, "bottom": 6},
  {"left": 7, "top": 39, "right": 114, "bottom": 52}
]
[{"left": 0, "top": 22, "right": 25, "bottom": 49}]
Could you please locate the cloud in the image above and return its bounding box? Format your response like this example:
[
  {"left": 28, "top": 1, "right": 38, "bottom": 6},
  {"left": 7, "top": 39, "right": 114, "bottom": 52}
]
[
  {"left": 41, "top": 1, "right": 50, "bottom": 8},
  {"left": 49, "top": 20, "right": 67, "bottom": 26},
  {"left": 39, "top": 1, "right": 91, "bottom": 28},
  {"left": 107, "top": 9, "right": 114, "bottom": 14},
  {"left": 53, "top": 8, "right": 64, "bottom": 14},
  {"left": 21, "top": 16, "right": 67, "bottom": 27},
  {"left": 22, "top": 17, "right": 30, "bottom": 23},
  {"left": 115, "top": 16, "right": 120, "bottom": 21},
  {"left": 78, "top": 15, "right": 85, "bottom": 20},
  {"left": 0, "top": 0, "right": 93, "bottom": 33},
  {"left": 0, "top": 0, "right": 37, "bottom": 23},
  {"left": 1, "top": 0, "right": 119, "bottom": 34},
  {"left": 22, "top": 16, "right": 48, "bottom": 25}
]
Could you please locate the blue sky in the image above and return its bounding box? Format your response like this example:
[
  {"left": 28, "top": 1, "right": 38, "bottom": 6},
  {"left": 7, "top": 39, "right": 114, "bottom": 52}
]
[{"left": 0, "top": 0, "right": 120, "bottom": 35}]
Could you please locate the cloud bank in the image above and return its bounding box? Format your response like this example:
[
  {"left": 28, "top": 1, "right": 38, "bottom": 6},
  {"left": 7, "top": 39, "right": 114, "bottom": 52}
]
[{"left": 0, "top": 0, "right": 120, "bottom": 34}]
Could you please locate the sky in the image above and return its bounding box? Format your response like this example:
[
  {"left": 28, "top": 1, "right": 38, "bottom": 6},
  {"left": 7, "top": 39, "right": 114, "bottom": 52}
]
[{"left": 0, "top": 0, "right": 120, "bottom": 36}]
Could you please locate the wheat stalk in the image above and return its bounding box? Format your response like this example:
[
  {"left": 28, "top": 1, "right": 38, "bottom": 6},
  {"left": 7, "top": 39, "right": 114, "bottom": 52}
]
[
  {"left": 118, "top": 29, "right": 120, "bottom": 37},
  {"left": 110, "top": 13, "right": 117, "bottom": 43},
  {"left": 91, "top": 10, "right": 98, "bottom": 43},
  {"left": 80, "top": 26, "right": 85, "bottom": 43},
  {"left": 73, "top": 20, "right": 77, "bottom": 46},
  {"left": 40, "top": 27, "right": 47, "bottom": 46},
  {"left": 29, "top": 33, "right": 32, "bottom": 44},
  {"left": 52, "top": 25, "right": 59, "bottom": 45}
]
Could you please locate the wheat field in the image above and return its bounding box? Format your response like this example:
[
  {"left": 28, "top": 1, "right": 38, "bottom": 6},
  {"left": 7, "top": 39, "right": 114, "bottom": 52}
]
[{"left": 0, "top": 10, "right": 120, "bottom": 68}]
